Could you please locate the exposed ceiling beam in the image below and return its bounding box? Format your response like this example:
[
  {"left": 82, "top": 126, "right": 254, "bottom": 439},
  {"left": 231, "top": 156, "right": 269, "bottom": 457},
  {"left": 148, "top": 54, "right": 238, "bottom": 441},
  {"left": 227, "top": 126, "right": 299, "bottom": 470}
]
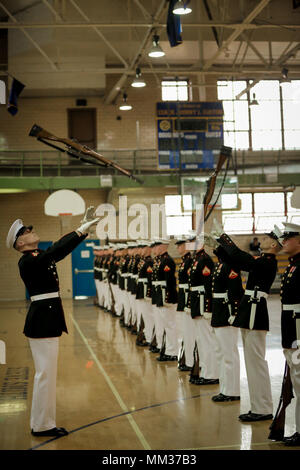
[
  {"left": 69, "top": 0, "right": 129, "bottom": 68},
  {"left": 104, "top": 0, "right": 168, "bottom": 105},
  {"left": 240, "top": 32, "right": 269, "bottom": 66},
  {"left": 1, "top": 21, "right": 300, "bottom": 30},
  {"left": 235, "top": 78, "right": 261, "bottom": 99},
  {"left": 202, "top": 0, "right": 273, "bottom": 71},
  {"left": 4, "top": 65, "right": 300, "bottom": 76},
  {"left": 0, "top": 1, "right": 58, "bottom": 70}
]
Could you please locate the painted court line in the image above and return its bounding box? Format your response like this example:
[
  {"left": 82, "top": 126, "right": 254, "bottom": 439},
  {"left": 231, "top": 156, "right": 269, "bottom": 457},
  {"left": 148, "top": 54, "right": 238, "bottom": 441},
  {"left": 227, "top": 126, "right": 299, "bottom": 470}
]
[
  {"left": 71, "top": 315, "right": 151, "bottom": 450},
  {"left": 29, "top": 392, "right": 212, "bottom": 450}
]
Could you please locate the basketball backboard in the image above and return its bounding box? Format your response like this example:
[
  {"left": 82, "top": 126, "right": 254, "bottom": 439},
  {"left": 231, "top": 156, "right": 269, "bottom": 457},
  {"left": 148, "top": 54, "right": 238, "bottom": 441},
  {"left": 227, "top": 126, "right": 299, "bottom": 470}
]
[
  {"left": 45, "top": 189, "right": 86, "bottom": 216},
  {"left": 44, "top": 189, "right": 86, "bottom": 234}
]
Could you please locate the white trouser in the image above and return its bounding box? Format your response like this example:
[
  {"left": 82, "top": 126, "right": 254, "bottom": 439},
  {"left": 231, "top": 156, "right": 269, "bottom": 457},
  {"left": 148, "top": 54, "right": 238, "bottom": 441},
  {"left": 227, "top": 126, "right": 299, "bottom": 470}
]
[
  {"left": 179, "top": 310, "right": 196, "bottom": 368},
  {"left": 175, "top": 311, "right": 184, "bottom": 359},
  {"left": 214, "top": 326, "right": 240, "bottom": 396},
  {"left": 104, "top": 281, "right": 112, "bottom": 310},
  {"left": 152, "top": 305, "right": 165, "bottom": 349},
  {"left": 159, "top": 304, "right": 178, "bottom": 357},
  {"left": 128, "top": 293, "right": 137, "bottom": 325},
  {"left": 123, "top": 291, "right": 132, "bottom": 325},
  {"left": 194, "top": 317, "right": 220, "bottom": 379},
  {"left": 95, "top": 279, "right": 104, "bottom": 306},
  {"left": 111, "top": 284, "right": 121, "bottom": 316},
  {"left": 284, "top": 348, "right": 300, "bottom": 433},
  {"left": 140, "top": 298, "right": 155, "bottom": 343},
  {"left": 28, "top": 337, "right": 59, "bottom": 432},
  {"left": 241, "top": 328, "right": 273, "bottom": 415}
]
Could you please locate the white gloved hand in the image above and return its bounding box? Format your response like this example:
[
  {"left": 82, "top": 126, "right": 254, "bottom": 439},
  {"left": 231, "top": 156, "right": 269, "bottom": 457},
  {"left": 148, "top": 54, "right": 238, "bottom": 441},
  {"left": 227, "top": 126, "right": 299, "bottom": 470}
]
[
  {"left": 204, "top": 233, "right": 219, "bottom": 249},
  {"left": 77, "top": 218, "right": 99, "bottom": 234},
  {"left": 80, "top": 206, "right": 95, "bottom": 224},
  {"left": 212, "top": 218, "right": 224, "bottom": 237}
]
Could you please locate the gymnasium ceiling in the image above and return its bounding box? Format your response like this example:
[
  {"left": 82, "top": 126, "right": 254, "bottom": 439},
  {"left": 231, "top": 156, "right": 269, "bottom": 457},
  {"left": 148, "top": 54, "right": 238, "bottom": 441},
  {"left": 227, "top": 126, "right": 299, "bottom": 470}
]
[{"left": 0, "top": 0, "right": 300, "bottom": 102}]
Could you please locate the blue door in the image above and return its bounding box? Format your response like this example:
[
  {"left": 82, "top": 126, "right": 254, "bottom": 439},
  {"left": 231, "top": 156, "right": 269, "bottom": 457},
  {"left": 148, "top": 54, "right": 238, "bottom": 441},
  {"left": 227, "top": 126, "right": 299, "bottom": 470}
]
[
  {"left": 26, "top": 241, "right": 53, "bottom": 299},
  {"left": 71, "top": 239, "right": 98, "bottom": 298}
]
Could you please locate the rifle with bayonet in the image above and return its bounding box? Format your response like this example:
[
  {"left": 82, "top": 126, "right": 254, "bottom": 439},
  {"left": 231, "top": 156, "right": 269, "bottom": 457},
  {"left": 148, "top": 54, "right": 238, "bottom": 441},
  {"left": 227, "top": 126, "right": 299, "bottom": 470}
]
[{"left": 29, "top": 124, "right": 144, "bottom": 184}]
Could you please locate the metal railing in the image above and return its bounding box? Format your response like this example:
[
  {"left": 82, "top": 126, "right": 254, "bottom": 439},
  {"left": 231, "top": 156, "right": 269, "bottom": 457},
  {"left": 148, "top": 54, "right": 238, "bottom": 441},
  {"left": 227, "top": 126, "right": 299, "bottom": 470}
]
[{"left": 0, "top": 148, "right": 299, "bottom": 177}]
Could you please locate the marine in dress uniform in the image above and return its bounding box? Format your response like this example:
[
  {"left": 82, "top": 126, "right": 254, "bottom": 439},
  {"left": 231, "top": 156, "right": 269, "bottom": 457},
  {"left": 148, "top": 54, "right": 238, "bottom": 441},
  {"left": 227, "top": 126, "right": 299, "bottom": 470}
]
[
  {"left": 6, "top": 216, "right": 98, "bottom": 437},
  {"left": 209, "top": 238, "right": 244, "bottom": 402},
  {"left": 155, "top": 239, "right": 178, "bottom": 362},
  {"left": 186, "top": 237, "right": 219, "bottom": 385},
  {"left": 150, "top": 241, "right": 164, "bottom": 353},
  {"left": 175, "top": 237, "right": 194, "bottom": 371},
  {"left": 279, "top": 222, "right": 300, "bottom": 446},
  {"left": 135, "top": 241, "right": 154, "bottom": 346},
  {"left": 215, "top": 229, "right": 281, "bottom": 421}
]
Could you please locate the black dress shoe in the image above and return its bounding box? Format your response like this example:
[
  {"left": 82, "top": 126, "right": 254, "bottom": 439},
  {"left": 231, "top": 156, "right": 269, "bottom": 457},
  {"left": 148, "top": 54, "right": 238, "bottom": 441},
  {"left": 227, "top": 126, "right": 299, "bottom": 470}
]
[
  {"left": 178, "top": 365, "right": 193, "bottom": 372},
  {"left": 212, "top": 393, "right": 240, "bottom": 402},
  {"left": 189, "top": 375, "right": 199, "bottom": 384},
  {"left": 193, "top": 377, "right": 219, "bottom": 385},
  {"left": 150, "top": 346, "right": 160, "bottom": 353},
  {"left": 239, "top": 411, "right": 273, "bottom": 422},
  {"left": 31, "top": 427, "right": 69, "bottom": 437},
  {"left": 283, "top": 432, "right": 300, "bottom": 446},
  {"left": 136, "top": 340, "right": 149, "bottom": 347},
  {"left": 156, "top": 354, "right": 178, "bottom": 362}
]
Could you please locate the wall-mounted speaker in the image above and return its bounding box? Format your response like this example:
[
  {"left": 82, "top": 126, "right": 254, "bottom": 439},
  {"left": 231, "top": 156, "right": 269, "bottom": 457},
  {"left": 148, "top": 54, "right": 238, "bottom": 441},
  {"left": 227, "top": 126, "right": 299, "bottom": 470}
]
[{"left": 76, "top": 99, "right": 87, "bottom": 106}]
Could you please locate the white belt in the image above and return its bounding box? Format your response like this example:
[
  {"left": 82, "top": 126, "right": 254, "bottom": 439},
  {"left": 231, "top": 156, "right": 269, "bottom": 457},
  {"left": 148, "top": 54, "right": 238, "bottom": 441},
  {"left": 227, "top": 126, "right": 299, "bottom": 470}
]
[
  {"left": 245, "top": 289, "right": 268, "bottom": 299},
  {"left": 138, "top": 278, "right": 148, "bottom": 283},
  {"left": 94, "top": 267, "right": 101, "bottom": 272},
  {"left": 121, "top": 273, "right": 130, "bottom": 277},
  {"left": 283, "top": 304, "right": 300, "bottom": 312},
  {"left": 31, "top": 292, "right": 59, "bottom": 302},
  {"left": 152, "top": 280, "right": 166, "bottom": 287},
  {"left": 190, "top": 286, "right": 205, "bottom": 292},
  {"left": 179, "top": 283, "right": 189, "bottom": 290},
  {"left": 131, "top": 274, "right": 138, "bottom": 279},
  {"left": 213, "top": 292, "right": 228, "bottom": 299}
]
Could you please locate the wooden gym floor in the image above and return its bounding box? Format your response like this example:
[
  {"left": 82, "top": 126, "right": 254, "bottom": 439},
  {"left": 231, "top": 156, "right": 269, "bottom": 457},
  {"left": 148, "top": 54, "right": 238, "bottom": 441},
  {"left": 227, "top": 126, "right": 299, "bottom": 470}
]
[{"left": 0, "top": 294, "right": 297, "bottom": 451}]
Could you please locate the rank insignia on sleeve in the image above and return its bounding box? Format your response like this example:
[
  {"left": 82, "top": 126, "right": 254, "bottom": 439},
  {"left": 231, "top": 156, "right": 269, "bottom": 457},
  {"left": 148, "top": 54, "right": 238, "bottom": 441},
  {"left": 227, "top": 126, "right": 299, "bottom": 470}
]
[
  {"left": 202, "top": 266, "right": 211, "bottom": 276},
  {"left": 146, "top": 267, "right": 153, "bottom": 273},
  {"left": 31, "top": 252, "right": 39, "bottom": 257},
  {"left": 289, "top": 266, "right": 296, "bottom": 273},
  {"left": 229, "top": 270, "right": 238, "bottom": 279},
  {"left": 164, "top": 265, "right": 171, "bottom": 272}
]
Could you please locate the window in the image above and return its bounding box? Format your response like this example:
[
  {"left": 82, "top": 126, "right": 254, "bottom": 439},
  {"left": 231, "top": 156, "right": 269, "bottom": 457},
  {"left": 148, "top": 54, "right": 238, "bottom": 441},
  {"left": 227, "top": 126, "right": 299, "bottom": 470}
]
[
  {"left": 222, "top": 193, "right": 253, "bottom": 234},
  {"left": 254, "top": 193, "right": 285, "bottom": 233},
  {"left": 165, "top": 195, "right": 192, "bottom": 236},
  {"left": 287, "top": 191, "right": 300, "bottom": 224},
  {"left": 222, "top": 190, "right": 300, "bottom": 235},
  {"left": 217, "top": 79, "right": 300, "bottom": 150},
  {"left": 162, "top": 79, "right": 189, "bottom": 101}
]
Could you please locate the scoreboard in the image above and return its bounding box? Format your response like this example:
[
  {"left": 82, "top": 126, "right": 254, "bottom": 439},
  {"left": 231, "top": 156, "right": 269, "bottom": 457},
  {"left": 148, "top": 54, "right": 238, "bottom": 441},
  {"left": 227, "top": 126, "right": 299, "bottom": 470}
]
[{"left": 156, "top": 101, "right": 224, "bottom": 170}]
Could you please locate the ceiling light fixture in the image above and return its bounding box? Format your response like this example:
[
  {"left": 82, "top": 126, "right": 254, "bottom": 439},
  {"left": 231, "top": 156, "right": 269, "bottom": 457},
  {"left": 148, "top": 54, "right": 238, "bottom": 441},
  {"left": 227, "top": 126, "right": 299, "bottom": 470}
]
[
  {"left": 119, "top": 93, "right": 132, "bottom": 111},
  {"left": 148, "top": 35, "right": 165, "bottom": 58},
  {"left": 131, "top": 68, "right": 146, "bottom": 88},
  {"left": 280, "top": 67, "right": 291, "bottom": 86},
  {"left": 249, "top": 93, "right": 259, "bottom": 106},
  {"left": 173, "top": 0, "right": 192, "bottom": 15}
]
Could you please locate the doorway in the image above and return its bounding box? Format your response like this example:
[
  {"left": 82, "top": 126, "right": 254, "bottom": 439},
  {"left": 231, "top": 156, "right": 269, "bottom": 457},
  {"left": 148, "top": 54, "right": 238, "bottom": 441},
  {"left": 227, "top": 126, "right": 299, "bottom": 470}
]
[{"left": 68, "top": 108, "right": 97, "bottom": 149}]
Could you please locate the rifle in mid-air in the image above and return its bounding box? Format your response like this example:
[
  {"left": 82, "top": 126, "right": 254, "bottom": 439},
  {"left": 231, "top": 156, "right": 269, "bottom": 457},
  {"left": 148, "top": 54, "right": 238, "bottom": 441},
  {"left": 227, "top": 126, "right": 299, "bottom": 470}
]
[{"left": 29, "top": 124, "right": 144, "bottom": 184}]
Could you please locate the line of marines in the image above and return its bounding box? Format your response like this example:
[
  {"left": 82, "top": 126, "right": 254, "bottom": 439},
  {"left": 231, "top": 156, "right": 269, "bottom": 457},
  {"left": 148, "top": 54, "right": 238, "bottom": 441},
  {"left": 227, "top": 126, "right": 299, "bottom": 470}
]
[{"left": 93, "top": 222, "right": 300, "bottom": 446}]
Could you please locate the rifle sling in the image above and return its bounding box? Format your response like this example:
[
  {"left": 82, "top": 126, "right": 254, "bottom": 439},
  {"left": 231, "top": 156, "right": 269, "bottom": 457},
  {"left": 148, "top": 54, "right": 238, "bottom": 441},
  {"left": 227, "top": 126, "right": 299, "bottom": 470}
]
[{"left": 38, "top": 138, "right": 108, "bottom": 166}]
